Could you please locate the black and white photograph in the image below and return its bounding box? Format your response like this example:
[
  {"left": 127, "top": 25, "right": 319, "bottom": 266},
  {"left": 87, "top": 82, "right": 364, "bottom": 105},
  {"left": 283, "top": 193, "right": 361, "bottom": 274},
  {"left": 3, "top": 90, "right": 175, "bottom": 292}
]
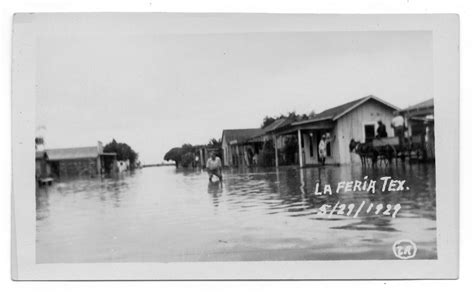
[{"left": 11, "top": 13, "right": 459, "bottom": 280}]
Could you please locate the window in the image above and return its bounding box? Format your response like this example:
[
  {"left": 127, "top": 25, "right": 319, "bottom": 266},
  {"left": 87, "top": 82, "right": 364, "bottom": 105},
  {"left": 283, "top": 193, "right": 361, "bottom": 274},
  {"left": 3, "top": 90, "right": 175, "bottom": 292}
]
[{"left": 309, "top": 134, "right": 314, "bottom": 157}]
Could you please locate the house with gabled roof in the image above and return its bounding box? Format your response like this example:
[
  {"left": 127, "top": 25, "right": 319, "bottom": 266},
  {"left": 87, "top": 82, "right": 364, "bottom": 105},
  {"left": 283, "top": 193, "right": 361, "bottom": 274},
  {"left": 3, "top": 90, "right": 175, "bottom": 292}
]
[{"left": 274, "top": 95, "right": 399, "bottom": 166}]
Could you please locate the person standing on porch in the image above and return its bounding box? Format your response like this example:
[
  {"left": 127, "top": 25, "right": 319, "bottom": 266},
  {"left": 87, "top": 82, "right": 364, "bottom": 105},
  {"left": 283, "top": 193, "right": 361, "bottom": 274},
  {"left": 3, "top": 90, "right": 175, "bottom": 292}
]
[
  {"left": 252, "top": 153, "right": 258, "bottom": 166},
  {"left": 318, "top": 134, "right": 328, "bottom": 166}
]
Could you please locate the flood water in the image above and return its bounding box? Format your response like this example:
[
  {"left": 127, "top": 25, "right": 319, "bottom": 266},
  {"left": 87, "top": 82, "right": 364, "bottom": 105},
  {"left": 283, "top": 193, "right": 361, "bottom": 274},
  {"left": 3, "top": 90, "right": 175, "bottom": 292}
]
[{"left": 36, "top": 164, "right": 437, "bottom": 263}]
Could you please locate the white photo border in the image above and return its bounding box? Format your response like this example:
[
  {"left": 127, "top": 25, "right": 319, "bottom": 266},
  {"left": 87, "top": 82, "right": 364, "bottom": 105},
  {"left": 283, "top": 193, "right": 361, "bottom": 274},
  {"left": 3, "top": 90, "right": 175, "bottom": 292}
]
[{"left": 11, "top": 13, "right": 459, "bottom": 280}]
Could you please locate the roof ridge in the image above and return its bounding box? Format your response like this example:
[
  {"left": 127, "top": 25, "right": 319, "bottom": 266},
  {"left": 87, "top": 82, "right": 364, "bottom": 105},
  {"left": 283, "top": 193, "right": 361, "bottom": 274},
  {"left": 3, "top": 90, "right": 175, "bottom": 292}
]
[
  {"left": 317, "top": 96, "right": 369, "bottom": 116},
  {"left": 222, "top": 128, "right": 261, "bottom": 131},
  {"left": 46, "top": 146, "right": 97, "bottom": 151},
  {"left": 293, "top": 95, "right": 398, "bottom": 126}
]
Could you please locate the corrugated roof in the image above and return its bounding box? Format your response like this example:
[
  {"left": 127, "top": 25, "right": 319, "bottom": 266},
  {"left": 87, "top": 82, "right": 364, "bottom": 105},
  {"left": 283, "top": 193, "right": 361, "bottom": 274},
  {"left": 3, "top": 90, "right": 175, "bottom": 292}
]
[
  {"left": 46, "top": 146, "right": 100, "bottom": 161},
  {"left": 222, "top": 128, "right": 264, "bottom": 144},
  {"left": 293, "top": 95, "right": 399, "bottom": 126}
]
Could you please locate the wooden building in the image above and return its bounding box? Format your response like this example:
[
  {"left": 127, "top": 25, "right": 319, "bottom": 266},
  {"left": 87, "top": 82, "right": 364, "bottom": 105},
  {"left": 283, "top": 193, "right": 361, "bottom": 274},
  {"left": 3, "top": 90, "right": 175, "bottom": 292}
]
[
  {"left": 247, "top": 118, "right": 295, "bottom": 166},
  {"left": 221, "top": 129, "right": 264, "bottom": 167},
  {"left": 274, "top": 95, "right": 399, "bottom": 166},
  {"left": 45, "top": 142, "right": 117, "bottom": 178},
  {"left": 220, "top": 95, "right": 400, "bottom": 167},
  {"left": 399, "top": 98, "right": 435, "bottom": 160}
]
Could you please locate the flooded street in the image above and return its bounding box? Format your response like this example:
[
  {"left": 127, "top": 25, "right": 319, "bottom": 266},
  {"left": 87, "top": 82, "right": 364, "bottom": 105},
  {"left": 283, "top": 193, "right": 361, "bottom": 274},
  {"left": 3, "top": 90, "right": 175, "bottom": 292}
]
[{"left": 36, "top": 164, "right": 437, "bottom": 263}]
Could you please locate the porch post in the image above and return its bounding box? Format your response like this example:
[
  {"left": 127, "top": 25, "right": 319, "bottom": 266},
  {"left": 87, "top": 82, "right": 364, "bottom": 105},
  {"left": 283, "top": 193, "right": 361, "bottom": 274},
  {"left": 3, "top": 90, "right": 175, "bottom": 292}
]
[
  {"left": 273, "top": 134, "right": 279, "bottom": 167},
  {"left": 97, "top": 156, "right": 101, "bottom": 176},
  {"left": 199, "top": 148, "right": 204, "bottom": 167},
  {"left": 297, "top": 128, "right": 303, "bottom": 168}
]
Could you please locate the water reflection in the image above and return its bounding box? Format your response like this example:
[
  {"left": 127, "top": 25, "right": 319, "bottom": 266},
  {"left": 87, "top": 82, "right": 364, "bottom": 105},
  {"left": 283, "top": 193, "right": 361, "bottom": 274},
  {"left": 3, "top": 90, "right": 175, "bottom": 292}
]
[
  {"left": 207, "top": 182, "right": 223, "bottom": 207},
  {"left": 36, "top": 164, "right": 437, "bottom": 263}
]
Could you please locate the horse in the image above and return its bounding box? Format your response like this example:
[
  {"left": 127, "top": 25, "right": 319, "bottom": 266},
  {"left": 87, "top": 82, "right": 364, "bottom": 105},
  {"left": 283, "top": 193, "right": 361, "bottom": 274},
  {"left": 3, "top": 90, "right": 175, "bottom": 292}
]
[
  {"left": 349, "top": 139, "right": 378, "bottom": 167},
  {"left": 350, "top": 138, "right": 401, "bottom": 167}
]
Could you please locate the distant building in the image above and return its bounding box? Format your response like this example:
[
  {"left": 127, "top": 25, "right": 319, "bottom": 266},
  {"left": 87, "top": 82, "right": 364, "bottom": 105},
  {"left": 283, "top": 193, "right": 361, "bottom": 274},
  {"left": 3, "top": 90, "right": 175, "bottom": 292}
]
[
  {"left": 45, "top": 142, "right": 117, "bottom": 178},
  {"left": 399, "top": 98, "right": 435, "bottom": 160},
  {"left": 195, "top": 145, "right": 221, "bottom": 168},
  {"left": 247, "top": 117, "right": 295, "bottom": 166},
  {"left": 221, "top": 128, "right": 264, "bottom": 167}
]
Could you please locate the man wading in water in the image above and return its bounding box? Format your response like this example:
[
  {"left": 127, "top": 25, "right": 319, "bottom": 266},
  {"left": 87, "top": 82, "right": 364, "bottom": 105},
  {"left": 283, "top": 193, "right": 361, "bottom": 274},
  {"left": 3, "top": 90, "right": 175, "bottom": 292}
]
[{"left": 206, "top": 152, "right": 223, "bottom": 182}]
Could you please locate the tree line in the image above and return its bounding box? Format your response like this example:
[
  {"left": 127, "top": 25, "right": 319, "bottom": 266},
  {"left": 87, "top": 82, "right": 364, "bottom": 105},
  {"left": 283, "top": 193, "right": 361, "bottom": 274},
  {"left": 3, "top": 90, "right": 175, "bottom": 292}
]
[
  {"left": 260, "top": 110, "right": 318, "bottom": 128},
  {"left": 164, "top": 138, "right": 222, "bottom": 168},
  {"left": 103, "top": 139, "right": 139, "bottom": 168}
]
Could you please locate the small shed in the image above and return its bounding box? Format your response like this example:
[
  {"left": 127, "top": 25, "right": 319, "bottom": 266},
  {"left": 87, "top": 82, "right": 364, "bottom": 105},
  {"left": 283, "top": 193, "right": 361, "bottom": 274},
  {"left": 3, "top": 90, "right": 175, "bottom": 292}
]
[{"left": 46, "top": 143, "right": 116, "bottom": 178}]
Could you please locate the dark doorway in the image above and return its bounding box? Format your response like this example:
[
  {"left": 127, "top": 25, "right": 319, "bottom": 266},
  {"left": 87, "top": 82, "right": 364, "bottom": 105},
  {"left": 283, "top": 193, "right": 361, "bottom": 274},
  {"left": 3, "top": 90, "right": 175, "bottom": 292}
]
[
  {"left": 309, "top": 133, "right": 314, "bottom": 157},
  {"left": 364, "top": 124, "right": 376, "bottom": 143},
  {"left": 50, "top": 161, "right": 60, "bottom": 178}
]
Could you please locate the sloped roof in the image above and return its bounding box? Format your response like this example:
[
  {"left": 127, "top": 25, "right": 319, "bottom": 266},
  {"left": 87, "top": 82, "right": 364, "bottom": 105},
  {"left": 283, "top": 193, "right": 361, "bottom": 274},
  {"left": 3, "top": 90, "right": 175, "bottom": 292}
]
[
  {"left": 400, "top": 98, "right": 434, "bottom": 113},
  {"left": 46, "top": 146, "right": 100, "bottom": 161},
  {"left": 245, "top": 117, "right": 295, "bottom": 143},
  {"left": 262, "top": 117, "right": 294, "bottom": 133},
  {"left": 222, "top": 128, "right": 264, "bottom": 144},
  {"left": 293, "top": 95, "right": 399, "bottom": 126}
]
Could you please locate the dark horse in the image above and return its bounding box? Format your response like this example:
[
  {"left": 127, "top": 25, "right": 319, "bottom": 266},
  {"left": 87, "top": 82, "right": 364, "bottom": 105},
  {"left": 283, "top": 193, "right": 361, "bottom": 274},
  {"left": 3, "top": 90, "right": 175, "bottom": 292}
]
[
  {"left": 349, "top": 139, "right": 378, "bottom": 166},
  {"left": 349, "top": 139, "right": 398, "bottom": 167}
]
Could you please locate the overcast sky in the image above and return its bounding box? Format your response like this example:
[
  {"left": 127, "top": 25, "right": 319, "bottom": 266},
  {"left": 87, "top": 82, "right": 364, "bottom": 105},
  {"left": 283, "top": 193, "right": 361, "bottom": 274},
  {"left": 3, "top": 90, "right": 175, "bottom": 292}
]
[{"left": 36, "top": 31, "right": 432, "bottom": 164}]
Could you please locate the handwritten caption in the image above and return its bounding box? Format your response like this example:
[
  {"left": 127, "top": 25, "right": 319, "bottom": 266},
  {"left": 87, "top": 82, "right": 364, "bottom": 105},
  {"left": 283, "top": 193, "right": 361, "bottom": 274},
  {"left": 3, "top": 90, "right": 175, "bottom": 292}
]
[{"left": 314, "top": 176, "right": 409, "bottom": 219}]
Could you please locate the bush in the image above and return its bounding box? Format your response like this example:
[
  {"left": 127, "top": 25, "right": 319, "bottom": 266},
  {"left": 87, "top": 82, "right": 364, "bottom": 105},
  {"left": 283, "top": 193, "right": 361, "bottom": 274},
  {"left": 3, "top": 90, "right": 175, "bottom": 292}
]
[
  {"left": 164, "top": 147, "right": 182, "bottom": 167},
  {"left": 164, "top": 143, "right": 198, "bottom": 168},
  {"left": 181, "top": 152, "right": 196, "bottom": 168},
  {"left": 104, "top": 139, "right": 139, "bottom": 169}
]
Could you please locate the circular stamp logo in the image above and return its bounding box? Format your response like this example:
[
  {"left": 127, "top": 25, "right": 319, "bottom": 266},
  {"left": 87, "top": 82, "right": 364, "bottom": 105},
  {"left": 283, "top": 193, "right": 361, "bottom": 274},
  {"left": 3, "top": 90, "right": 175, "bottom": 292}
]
[{"left": 393, "top": 239, "right": 417, "bottom": 260}]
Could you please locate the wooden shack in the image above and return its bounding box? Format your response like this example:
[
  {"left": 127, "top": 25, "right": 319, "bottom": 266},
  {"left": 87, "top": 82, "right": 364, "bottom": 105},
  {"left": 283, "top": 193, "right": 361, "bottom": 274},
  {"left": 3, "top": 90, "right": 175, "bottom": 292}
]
[{"left": 45, "top": 142, "right": 117, "bottom": 178}]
